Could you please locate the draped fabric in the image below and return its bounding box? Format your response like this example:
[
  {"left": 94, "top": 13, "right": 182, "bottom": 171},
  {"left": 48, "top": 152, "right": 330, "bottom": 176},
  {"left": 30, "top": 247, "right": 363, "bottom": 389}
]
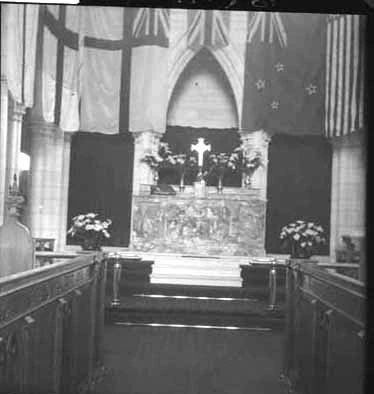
[
  {"left": 67, "top": 132, "right": 134, "bottom": 247},
  {"left": 186, "top": 10, "right": 230, "bottom": 50},
  {"left": 325, "top": 14, "right": 366, "bottom": 138},
  {"left": 2, "top": 6, "right": 368, "bottom": 137},
  {"left": 265, "top": 134, "right": 332, "bottom": 254},
  {"left": 79, "top": 7, "right": 124, "bottom": 133},
  {"left": 241, "top": 12, "right": 327, "bottom": 135},
  {"left": 1, "top": 3, "right": 39, "bottom": 107},
  {"left": 129, "top": 8, "right": 170, "bottom": 133},
  {"left": 40, "top": 5, "right": 82, "bottom": 131}
]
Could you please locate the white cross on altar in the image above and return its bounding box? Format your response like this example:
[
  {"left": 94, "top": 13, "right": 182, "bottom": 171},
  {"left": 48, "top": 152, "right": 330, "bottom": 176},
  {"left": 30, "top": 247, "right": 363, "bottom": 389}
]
[{"left": 191, "top": 138, "right": 211, "bottom": 167}]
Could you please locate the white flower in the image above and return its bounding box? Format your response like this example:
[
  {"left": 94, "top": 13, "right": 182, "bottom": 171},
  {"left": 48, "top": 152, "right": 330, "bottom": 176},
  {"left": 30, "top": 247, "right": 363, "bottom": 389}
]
[
  {"left": 293, "top": 234, "right": 300, "bottom": 241},
  {"left": 301, "top": 242, "right": 307, "bottom": 248},
  {"left": 87, "top": 213, "right": 96, "bottom": 218},
  {"left": 94, "top": 224, "right": 103, "bottom": 231},
  {"left": 85, "top": 224, "right": 94, "bottom": 230},
  {"left": 78, "top": 214, "right": 85, "bottom": 220}
]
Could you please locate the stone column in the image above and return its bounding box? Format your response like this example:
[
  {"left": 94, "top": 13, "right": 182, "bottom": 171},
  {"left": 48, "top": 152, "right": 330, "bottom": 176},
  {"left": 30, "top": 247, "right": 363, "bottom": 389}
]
[
  {"left": 26, "top": 118, "right": 65, "bottom": 244},
  {"left": 132, "top": 130, "right": 163, "bottom": 195},
  {"left": 0, "top": 76, "right": 9, "bottom": 226},
  {"left": 329, "top": 131, "right": 366, "bottom": 257},
  {"left": 56, "top": 132, "right": 73, "bottom": 250},
  {"left": 240, "top": 129, "right": 272, "bottom": 199},
  {"left": 5, "top": 99, "right": 26, "bottom": 200}
]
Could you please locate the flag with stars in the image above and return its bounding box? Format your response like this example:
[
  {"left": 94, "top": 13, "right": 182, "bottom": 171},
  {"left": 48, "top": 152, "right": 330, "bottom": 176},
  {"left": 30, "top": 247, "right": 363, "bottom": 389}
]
[{"left": 241, "top": 12, "right": 327, "bottom": 135}]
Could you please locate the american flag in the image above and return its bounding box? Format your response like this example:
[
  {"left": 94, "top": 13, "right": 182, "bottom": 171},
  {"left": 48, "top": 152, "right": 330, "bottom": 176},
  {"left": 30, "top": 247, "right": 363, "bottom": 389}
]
[
  {"left": 325, "top": 14, "right": 366, "bottom": 138},
  {"left": 132, "top": 8, "right": 169, "bottom": 48},
  {"left": 187, "top": 10, "right": 230, "bottom": 50},
  {"left": 241, "top": 12, "right": 326, "bottom": 135}
]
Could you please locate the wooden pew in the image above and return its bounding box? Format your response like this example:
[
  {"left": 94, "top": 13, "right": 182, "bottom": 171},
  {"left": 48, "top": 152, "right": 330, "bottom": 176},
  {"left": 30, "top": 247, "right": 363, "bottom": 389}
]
[
  {"left": 0, "top": 253, "right": 107, "bottom": 394},
  {"left": 282, "top": 260, "right": 365, "bottom": 394},
  {"left": 0, "top": 214, "right": 35, "bottom": 278}
]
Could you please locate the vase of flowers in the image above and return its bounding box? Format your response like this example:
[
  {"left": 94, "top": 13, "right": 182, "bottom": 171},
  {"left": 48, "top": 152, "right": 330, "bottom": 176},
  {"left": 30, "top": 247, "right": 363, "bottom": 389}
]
[
  {"left": 206, "top": 152, "right": 237, "bottom": 193},
  {"left": 165, "top": 153, "right": 198, "bottom": 192},
  {"left": 141, "top": 142, "right": 173, "bottom": 183},
  {"left": 229, "top": 146, "right": 263, "bottom": 188},
  {"left": 280, "top": 220, "right": 326, "bottom": 259},
  {"left": 67, "top": 213, "right": 112, "bottom": 251}
]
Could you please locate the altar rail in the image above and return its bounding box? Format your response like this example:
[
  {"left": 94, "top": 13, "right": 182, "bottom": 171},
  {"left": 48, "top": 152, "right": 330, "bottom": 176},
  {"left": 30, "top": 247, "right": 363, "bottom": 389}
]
[
  {"left": 282, "top": 260, "right": 365, "bottom": 394},
  {"left": 0, "top": 253, "right": 107, "bottom": 394}
]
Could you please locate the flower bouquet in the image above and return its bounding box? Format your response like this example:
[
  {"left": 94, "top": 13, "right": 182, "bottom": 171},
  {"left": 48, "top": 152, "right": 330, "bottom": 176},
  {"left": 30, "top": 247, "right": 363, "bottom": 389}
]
[
  {"left": 67, "top": 213, "right": 112, "bottom": 251},
  {"left": 205, "top": 152, "right": 237, "bottom": 192},
  {"left": 230, "top": 147, "right": 263, "bottom": 187},
  {"left": 280, "top": 220, "right": 326, "bottom": 259},
  {"left": 141, "top": 142, "right": 173, "bottom": 180},
  {"left": 165, "top": 153, "right": 198, "bottom": 190}
]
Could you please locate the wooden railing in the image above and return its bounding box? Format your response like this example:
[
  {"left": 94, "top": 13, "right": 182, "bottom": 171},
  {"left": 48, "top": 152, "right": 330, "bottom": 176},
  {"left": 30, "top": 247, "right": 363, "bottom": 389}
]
[
  {"left": 282, "top": 260, "right": 365, "bottom": 394},
  {"left": 0, "top": 253, "right": 107, "bottom": 394}
]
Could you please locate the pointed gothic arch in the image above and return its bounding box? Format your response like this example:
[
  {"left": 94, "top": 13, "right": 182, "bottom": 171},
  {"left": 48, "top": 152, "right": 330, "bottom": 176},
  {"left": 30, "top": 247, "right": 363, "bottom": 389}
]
[{"left": 168, "top": 44, "right": 243, "bottom": 125}]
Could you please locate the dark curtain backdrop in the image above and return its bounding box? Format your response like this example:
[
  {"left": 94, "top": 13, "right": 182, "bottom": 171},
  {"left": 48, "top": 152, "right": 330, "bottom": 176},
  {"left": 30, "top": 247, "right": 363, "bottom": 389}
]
[
  {"left": 265, "top": 134, "right": 332, "bottom": 254},
  {"left": 67, "top": 132, "right": 134, "bottom": 247},
  {"left": 161, "top": 125, "right": 242, "bottom": 186}
]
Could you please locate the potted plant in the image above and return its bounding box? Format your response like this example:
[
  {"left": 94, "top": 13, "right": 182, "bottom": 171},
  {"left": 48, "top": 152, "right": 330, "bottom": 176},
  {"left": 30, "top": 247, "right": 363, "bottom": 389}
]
[
  {"left": 67, "top": 213, "right": 112, "bottom": 251},
  {"left": 280, "top": 220, "right": 326, "bottom": 259}
]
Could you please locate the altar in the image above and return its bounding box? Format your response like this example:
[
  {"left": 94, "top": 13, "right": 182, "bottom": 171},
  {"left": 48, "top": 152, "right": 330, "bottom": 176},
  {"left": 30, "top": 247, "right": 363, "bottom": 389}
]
[{"left": 130, "top": 186, "right": 266, "bottom": 256}]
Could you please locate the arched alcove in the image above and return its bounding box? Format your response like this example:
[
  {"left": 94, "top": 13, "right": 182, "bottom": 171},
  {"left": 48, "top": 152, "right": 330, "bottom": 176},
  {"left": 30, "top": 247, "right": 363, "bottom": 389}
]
[{"left": 167, "top": 48, "right": 239, "bottom": 129}]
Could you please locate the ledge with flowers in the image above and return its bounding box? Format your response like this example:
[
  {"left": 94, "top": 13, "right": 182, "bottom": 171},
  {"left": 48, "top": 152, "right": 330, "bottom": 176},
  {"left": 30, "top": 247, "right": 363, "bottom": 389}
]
[{"left": 140, "top": 142, "right": 263, "bottom": 195}]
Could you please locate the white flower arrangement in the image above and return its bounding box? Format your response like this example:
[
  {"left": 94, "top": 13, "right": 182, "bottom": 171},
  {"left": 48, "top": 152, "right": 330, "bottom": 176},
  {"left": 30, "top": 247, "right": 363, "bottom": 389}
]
[
  {"left": 67, "top": 213, "right": 112, "bottom": 250},
  {"left": 280, "top": 220, "right": 326, "bottom": 258}
]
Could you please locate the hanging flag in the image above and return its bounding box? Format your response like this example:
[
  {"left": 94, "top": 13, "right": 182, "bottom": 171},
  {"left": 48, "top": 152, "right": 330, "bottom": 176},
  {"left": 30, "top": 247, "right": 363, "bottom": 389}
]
[
  {"left": 325, "top": 14, "right": 366, "bottom": 138},
  {"left": 79, "top": 6, "right": 124, "bottom": 134},
  {"left": 129, "top": 8, "right": 170, "bottom": 133},
  {"left": 1, "top": 3, "right": 39, "bottom": 107},
  {"left": 41, "top": 4, "right": 82, "bottom": 131},
  {"left": 187, "top": 10, "right": 230, "bottom": 51},
  {"left": 241, "top": 12, "right": 327, "bottom": 135},
  {"left": 132, "top": 8, "right": 169, "bottom": 48}
]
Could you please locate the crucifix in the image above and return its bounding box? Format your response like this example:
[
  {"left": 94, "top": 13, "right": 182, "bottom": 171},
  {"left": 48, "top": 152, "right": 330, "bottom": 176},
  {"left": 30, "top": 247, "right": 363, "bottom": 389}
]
[
  {"left": 191, "top": 138, "right": 211, "bottom": 184},
  {"left": 191, "top": 138, "right": 211, "bottom": 167}
]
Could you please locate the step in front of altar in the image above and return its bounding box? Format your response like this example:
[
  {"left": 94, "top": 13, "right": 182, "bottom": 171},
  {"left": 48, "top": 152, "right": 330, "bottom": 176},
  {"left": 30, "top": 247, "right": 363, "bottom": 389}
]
[{"left": 144, "top": 254, "right": 245, "bottom": 287}]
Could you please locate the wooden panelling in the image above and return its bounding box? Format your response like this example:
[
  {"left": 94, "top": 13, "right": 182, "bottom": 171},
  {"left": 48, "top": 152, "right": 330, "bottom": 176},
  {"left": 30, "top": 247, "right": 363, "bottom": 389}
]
[
  {"left": 283, "top": 261, "right": 365, "bottom": 394},
  {"left": 0, "top": 253, "right": 107, "bottom": 394}
]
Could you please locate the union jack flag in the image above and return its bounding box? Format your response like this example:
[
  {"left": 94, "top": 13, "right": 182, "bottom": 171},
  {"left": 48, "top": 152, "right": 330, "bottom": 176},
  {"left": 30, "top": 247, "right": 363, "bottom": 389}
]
[
  {"left": 247, "top": 12, "right": 287, "bottom": 48},
  {"left": 132, "top": 8, "right": 169, "bottom": 48},
  {"left": 187, "top": 10, "right": 230, "bottom": 50}
]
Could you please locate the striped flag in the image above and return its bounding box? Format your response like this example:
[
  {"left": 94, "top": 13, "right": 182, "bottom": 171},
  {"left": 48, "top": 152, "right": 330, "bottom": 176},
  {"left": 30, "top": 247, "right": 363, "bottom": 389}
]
[
  {"left": 241, "top": 12, "right": 327, "bottom": 135},
  {"left": 187, "top": 10, "right": 230, "bottom": 50},
  {"left": 325, "top": 14, "right": 366, "bottom": 138}
]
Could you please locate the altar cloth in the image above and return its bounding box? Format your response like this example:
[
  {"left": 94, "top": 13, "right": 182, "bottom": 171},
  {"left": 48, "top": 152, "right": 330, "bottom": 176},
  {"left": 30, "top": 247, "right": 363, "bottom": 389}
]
[{"left": 130, "top": 188, "right": 266, "bottom": 256}]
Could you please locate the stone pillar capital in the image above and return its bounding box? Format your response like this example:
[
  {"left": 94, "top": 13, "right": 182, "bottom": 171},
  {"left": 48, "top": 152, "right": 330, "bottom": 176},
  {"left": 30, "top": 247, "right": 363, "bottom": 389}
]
[
  {"left": 239, "top": 129, "right": 273, "bottom": 147},
  {"left": 63, "top": 131, "right": 74, "bottom": 143},
  {"left": 329, "top": 130, "right": 366, "bottom": 150},
  {"left": 9, "top": 101, "right": 26, "bottom": 122},
  {"left": 28, "top": 119, "right": 63, "bottom": 140}
]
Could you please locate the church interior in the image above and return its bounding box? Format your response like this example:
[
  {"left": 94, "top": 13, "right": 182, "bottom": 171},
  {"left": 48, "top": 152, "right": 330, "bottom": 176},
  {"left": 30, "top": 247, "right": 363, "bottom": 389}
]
[{"left": 0, "top": 4, "right": 368, "bottom": 394}]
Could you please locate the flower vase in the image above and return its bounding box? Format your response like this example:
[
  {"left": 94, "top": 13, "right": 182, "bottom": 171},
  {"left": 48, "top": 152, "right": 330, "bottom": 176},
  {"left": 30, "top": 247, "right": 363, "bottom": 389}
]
[
  {"left": 242, "top": 174, "right": 252, "bottom": 189},
  {"left": 217, "top": 175, "right": 224, "bottom": 194},
  {"left": 81, "top": 239, "right": 101, "bottom": 251},
  {"left": 179, "top": 173, "right": 185, "bottom": 192},
  {"left": 290, "top": 243, "right": 311, "bottom": 260}
]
